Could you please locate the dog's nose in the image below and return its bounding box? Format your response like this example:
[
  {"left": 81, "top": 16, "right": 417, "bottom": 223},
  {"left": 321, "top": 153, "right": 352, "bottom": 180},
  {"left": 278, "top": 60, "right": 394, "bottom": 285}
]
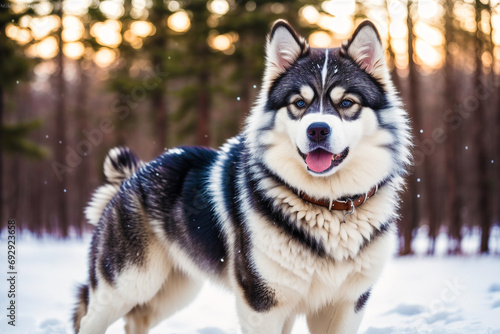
[{"left": 307, "top": 122, "right": 330, "bottom": 142}]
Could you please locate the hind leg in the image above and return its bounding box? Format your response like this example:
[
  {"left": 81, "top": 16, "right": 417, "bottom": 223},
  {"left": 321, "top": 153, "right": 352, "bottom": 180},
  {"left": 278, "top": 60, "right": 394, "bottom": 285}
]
[
  {"left": 124, "top": 269, "right": 203, "bottom": 333},
  {"left": 282, "top": 315, "right": 296, "bottom": 334},
  {"left": 78, "top": 246, "right": 172, "bottom": 334},
  {"left": 78, "top": 282, "right": 137, "bottom": 334}
]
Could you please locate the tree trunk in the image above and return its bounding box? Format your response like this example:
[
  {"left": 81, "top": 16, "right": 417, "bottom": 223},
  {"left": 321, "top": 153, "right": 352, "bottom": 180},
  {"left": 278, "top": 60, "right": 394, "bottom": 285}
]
[
  {"left": 444, "top": 0, "right": 462, "bottom": 254},
  {"left": 0, "top": 82, "right": 3, "bottom": 225},
  {"left": 150, "top": 7, "right": 169, "bottom": 154},
  {"left": 0, "top": 29, "right": 4, "bottom": 226},
  {"left": 400, "top": 0, "right": 420, "bottom": 255},
  {"left": 423, "top": 141, "right": 438, "bottom": 254},
  {"left": 153, "top": 91, "right": 167, "bottom": 152},
  {"left": 497, "top": 81, "right": 500, "bottom": 229},
  {"left": 197, "top": 70, "right": 210, "bottom": 146},
  {"left": 197, "top": 43, "right": 210, "bottom": 147},
  {"left": 55, "top": 1, "right": 68, "bottom": 237},
  {"left": 475, "top": 0, "right": 492, "bottom": 253},
  {"left": 75, "top": 59, "right": 89, "bottom": 234},
  {"left": 384, "top": 0, "right": 401, "bottom": 91}
]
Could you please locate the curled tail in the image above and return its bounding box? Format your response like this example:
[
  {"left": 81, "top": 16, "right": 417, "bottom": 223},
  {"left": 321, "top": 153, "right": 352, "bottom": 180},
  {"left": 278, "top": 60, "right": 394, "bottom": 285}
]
[
  {"left": 72, "top": 284, "right": 89, "bottom": 333},
  {"left": 84, "top": 147, "right": 142, "bottom": 226}
]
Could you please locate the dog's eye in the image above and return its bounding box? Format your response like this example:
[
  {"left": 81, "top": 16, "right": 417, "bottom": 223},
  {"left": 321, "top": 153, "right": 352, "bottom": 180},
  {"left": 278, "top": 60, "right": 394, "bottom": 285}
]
[
  {"left": 339, "top": 99, "right": 354, "bottom": 108},
  {"left": 295, "top": 99, "right": 307, "bottom": 109}
]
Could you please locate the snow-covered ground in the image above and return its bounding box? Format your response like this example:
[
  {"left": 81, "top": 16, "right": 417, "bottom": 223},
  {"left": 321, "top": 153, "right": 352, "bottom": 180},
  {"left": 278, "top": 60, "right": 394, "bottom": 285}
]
[{"left": 0, "top": 232, "right": 499, "bottom": 334}]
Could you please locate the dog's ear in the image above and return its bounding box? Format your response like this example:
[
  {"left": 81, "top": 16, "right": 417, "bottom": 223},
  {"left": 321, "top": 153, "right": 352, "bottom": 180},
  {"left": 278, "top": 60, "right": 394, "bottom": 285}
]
[
  {"left": 265, "top": 20, "right": 308, "bottom": 78},
  {"left": 345, "top": 21, "right": 388, "bottom": 82}
]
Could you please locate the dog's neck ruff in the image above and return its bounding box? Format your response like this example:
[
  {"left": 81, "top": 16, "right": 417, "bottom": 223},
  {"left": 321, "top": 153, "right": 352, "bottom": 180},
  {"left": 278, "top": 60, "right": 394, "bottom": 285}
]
[{"left": 299, "top": 185, "right": 378, "bottom": 212}]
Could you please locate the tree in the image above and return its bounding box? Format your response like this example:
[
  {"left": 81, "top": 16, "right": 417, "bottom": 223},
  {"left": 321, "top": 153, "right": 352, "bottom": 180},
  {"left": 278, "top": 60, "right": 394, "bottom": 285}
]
[
  {"left": 444, "top": 0, "right": 462, "bottom": 254},
  {"left": 0, "top": 4, "right": 46, "bottom": 227},
  {"left": 400, "top": 0, "right": 420, "bottom": 255},
  {"left": 474, "top": 0, "right": 494, "bottom": 253}
]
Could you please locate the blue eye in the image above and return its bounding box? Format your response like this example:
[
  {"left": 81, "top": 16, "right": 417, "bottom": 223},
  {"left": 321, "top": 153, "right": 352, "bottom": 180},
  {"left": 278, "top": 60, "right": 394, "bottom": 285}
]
[
  {"left": 295, "top": 99, "right": 306, "bottom": 108},
  {"left": 340, "top": 99, "right": 354, "bottom": 108}
]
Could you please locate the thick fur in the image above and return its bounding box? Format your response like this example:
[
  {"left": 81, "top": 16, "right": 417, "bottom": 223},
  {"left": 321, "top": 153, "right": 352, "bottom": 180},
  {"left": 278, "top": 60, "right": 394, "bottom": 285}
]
[
  {"left": 74, "top": 20, "right": 411, "bottom": 334},
  {"left": 85, "top": 147, "right": 143, "bottom": 226},
  {"left": 73, "top": 284, "right": 89, "bottom": 333}
]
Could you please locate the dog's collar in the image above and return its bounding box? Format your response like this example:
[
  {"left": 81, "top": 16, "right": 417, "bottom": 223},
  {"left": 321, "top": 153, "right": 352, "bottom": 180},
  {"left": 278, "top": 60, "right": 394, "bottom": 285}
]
[{"left": 298, "top": 184, "right": 379, "bottom": 212}]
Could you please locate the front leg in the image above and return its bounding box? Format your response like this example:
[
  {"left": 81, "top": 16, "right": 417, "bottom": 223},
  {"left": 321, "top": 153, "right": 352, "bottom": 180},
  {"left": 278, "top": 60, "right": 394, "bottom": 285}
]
[
  {"left": 236, "top": 296, "right": 289, "bottom": 334},
  {"left": 307, "top": 289, "right": 371, "bottom": 334}
]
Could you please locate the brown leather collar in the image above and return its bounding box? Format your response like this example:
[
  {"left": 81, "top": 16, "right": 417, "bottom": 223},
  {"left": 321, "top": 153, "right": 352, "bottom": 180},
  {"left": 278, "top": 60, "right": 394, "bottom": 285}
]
[{"left": 299, "top": 185, "right": 378, "bottom": 211}]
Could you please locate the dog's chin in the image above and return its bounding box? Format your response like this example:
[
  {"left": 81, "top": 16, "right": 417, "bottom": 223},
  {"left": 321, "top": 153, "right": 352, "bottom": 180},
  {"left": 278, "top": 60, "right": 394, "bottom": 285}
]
[{"left": 299, "top": 147, "right": 350, "bottom": 177}]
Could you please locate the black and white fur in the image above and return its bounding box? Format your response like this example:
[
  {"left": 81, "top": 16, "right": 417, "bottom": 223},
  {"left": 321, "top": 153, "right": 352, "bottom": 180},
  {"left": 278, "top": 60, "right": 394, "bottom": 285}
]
[{"left": 74, "top": 20, "right": 411, "bottom": 334}]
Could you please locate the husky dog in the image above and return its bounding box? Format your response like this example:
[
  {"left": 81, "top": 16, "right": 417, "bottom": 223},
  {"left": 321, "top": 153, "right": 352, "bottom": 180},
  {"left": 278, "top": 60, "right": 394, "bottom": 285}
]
[{"left": 74, "top": 20, "right": 411, "bottom": 334}]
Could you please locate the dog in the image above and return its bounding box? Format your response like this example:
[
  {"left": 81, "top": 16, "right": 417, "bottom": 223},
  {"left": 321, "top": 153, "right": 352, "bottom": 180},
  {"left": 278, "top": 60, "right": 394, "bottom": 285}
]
[{"left": 73, "top": 19, "right": 411, "bottom": 334}]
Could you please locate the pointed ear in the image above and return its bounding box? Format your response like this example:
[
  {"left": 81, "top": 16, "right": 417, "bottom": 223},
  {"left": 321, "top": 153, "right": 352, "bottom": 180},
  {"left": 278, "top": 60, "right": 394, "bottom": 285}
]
[
  {"left": 265, "top": 20, "right": 308, "bottom": 79},
  {"left": 345, "top": 21, "right": 388, "bottom": 82}
]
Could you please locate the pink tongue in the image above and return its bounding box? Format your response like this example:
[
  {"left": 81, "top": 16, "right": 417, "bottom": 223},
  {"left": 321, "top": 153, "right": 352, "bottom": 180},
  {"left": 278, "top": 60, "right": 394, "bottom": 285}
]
[{"left": 305, "top": 149, "right": 334, "bottom": 173}]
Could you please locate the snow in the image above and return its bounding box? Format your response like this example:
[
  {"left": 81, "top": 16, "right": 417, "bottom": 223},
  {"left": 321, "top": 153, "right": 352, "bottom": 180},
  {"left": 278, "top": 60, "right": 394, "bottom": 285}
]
[{"left": 0, "top": 232, "right": 499, "bottom": 334}]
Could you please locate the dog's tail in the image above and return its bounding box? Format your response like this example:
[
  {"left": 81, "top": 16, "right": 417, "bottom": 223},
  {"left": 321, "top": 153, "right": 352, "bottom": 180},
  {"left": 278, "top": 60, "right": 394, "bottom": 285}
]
[
  {"left": 72, "top": 284, "right": 89, "bottom": 333},
  {"left": 85, "top": 147, "right": 143, "bottom": 226}
]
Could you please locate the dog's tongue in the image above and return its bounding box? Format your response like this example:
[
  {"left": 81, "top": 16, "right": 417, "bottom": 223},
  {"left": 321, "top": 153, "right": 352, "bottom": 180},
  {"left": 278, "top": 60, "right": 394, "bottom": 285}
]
[{"left": 305, "top": 149, "right": 333, "bottom": 173}]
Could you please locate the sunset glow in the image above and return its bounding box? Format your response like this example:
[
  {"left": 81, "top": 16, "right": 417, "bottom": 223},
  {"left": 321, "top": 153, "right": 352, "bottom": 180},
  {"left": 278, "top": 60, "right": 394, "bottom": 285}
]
[
  {"left": 93, "top": 48, "right": 117, "bottom": 68},
  {"left": 300, "top": 5, "right": 320, "bottom": 25},
  {"left": 212, "top": 35, "right": 231, "bottom": 51},
  {"left": 167, "top": 11, "right": 191, "bottom": 33},
  {"left": 37, "top": 36, "right": 59, "bottom": 59},
  {"left": 30, "top": 15, "right": 60, "bottom": 40},
  {"left": 91, "top": 20, "right": 122, "bottom": 48},
  {"left": 5, "top": 24, "right": 32, "bottom": 45},
  {"left": 209, "top": 0, "right": 230, "bottom": 16},
  {"left": 62, "top": 16, "right": 84, "bottom": 43},
  {"left": 99, "top": 0, "right": 125, "bottom": 19},
  {"left": 208, "top": 31, "right": 238, "bottom": 54},
  {"left": 321, "top": 0, "right": 355, "bottom": 16},
  {"left": 63, "top": 42, "right": 85, "bottom": 59},
  {"left": 124, "top": 29, "right": 143, "bottom": 49},
  {"left": 130, "top": 21, "right": 155, "bottom": 37},
  {"left": 5, "top": 0, "right": 500, "bottom": 72},
  {"left": 309, "top": 31, "right": 333, "bottom": 48},
  {"left": 415, "top": 39, "right": 443, "bottom": 68}
]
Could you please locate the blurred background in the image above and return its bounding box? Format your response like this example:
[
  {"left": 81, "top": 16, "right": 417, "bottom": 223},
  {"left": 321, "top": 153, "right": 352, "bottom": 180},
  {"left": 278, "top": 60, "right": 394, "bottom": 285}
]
[{"left": 0, "top": 0, "right": 499, "bottom": 256}]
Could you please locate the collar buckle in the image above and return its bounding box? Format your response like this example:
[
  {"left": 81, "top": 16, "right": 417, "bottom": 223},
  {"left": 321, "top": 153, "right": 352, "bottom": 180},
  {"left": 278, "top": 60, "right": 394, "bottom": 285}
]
[{"left": 342, "top": 198, "right": 355, "bottom": 223}]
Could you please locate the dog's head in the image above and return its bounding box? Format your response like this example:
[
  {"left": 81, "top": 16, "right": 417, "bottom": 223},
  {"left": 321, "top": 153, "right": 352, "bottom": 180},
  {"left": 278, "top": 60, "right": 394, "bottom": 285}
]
[{"left": 247, "top": 20, "right": 411, "bottom": 197}]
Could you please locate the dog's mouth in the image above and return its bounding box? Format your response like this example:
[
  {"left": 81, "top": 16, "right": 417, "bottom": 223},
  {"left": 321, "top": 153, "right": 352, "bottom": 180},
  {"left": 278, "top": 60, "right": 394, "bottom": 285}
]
[{"left": 301, "top": 147, "right": 349, "bottom": 174}]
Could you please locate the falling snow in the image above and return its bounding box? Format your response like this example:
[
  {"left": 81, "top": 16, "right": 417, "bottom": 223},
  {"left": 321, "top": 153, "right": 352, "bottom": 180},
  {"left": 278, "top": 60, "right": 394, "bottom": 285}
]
[
  {"left": 417, "top": 178, "right": 421, "bottom": 182},
  {"left": 253, "top": 85, "right": 257, "bottom": 88},
  {"left": 417, "top": 194, "right": 421, "bottom": 198},
  {"left": 45, "top": 135, "right": 49, "bottom": 139},
  {"left": 465, "top": 146, "right": 469, "bottom": 150},
  {"left": 236, "top": 97, "right": 240, "bottom": 101},
  {"left": 63, "top": 189, "right": 67, "bottom": 193},
  {"left": 419, "top": 129, "right": 423, "bottom": 133}
]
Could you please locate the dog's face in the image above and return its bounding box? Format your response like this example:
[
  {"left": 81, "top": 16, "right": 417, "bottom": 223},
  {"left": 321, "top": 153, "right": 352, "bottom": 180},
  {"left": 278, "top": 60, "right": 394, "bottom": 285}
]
[{"left": 249, "top": 20, "right": 408, "bottom": 195}]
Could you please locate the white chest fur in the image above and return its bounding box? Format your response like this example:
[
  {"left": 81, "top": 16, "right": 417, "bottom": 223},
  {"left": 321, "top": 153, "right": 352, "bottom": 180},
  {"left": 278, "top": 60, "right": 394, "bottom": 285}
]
[{"left": 245, "top": 185, "right": 397, "bottom": 312}]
